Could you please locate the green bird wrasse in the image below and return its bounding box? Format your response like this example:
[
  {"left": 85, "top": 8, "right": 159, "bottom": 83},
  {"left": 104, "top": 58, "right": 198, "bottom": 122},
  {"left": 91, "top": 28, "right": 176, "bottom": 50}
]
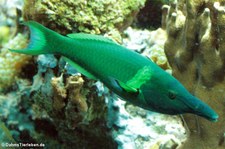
[{"left": 9, "top": 21, "right": 218, "bottom": 122}]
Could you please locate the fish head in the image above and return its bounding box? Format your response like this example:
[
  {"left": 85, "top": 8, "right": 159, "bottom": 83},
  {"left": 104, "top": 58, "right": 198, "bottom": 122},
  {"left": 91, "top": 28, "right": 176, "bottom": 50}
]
[{"left": 142, "top": 73, "right": 218, "bottom": 122}]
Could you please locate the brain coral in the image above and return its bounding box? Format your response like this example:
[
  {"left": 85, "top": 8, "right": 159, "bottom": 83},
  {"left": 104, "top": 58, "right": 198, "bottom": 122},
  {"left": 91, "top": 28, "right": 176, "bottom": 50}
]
[{"left": 23, "top": 0, "right": 146, "bottom": 35}]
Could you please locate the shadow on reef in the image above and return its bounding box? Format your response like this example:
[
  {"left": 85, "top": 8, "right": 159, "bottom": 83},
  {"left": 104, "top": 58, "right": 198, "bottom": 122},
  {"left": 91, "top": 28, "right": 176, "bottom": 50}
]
[
  {"left": 163, "top": 0, "right": 225, "bottom": 148},
  {"left": 135, "top": 0, "right": 168, "bottom": 29}
]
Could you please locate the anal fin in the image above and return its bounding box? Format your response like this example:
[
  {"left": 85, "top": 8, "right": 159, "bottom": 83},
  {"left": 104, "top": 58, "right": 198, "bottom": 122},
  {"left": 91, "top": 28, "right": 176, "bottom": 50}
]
[{"left": 63, "top": 57, "right": 97, "bottom": 80}]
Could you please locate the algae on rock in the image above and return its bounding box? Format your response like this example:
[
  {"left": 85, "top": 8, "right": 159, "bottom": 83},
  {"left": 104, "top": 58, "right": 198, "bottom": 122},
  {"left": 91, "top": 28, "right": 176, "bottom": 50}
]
[
  {"left": 163, "top": 0, "right": 225, "bottom": 148},
  {"left": 23, "top": 0, "right": 146, "bottom": 36}
]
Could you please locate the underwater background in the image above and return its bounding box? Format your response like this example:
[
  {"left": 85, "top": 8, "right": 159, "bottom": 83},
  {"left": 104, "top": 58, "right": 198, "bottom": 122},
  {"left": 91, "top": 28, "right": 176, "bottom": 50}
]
[{"left": 0, "top": 0, "right": 224, "bottom": 149}]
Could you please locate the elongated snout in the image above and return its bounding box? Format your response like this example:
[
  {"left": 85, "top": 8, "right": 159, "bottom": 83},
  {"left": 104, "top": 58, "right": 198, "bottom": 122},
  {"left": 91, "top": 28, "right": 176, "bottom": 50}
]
[{"left": 185, "top": 95, "right": 218, "bottom": 122}]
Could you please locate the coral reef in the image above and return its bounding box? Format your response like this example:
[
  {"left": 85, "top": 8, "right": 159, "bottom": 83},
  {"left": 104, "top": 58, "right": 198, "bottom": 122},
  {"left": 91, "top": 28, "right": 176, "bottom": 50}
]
[
  {"left": 0, "top": 0, "right": 30, "bottom": 92},
  {"left": 163, "top": 0, "right": 225, "bottom": 148},
  {"left": 0, "top": 80, "right": 35, "bottom": 143},
  {"left": 23, "top": 0, "right": 146, "bottom": 36},
  {"left": 27, "top": 54, "right": 117, "bottom": 148},
  {"left": 107, "top": 97, "right": 186, "bottom": 149},
  {"left": 0, "top": 0, "right": 192, "bottom": 148},
  {"left": 123, "top": 27, "right": 171, "bottom": 71},
  {"left": 0, "top": 0, "right": 24, "bottom": 26},
  {"left": 0, "top": 0, "right": 24, "bottom": 46},
  {"left": 0, "top": 34, "right": 32, "bottom": 91}
]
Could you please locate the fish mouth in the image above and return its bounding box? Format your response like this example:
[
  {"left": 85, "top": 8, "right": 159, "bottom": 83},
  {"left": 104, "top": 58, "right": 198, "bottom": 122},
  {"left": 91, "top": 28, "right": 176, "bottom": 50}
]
[
  {"left": 195, "top": 111, "right": 218, "bottom": 122},
  {"left": 194, "top": 104, "right": 218, "bottom": 122},
  {"left": 182, "top": 95, "right": 219, "bottom": 122}
]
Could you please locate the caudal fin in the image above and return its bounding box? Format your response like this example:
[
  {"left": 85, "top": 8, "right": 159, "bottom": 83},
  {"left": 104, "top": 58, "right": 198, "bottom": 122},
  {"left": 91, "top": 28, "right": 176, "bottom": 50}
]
[{"left": 9, "top": 21, "right": 58, "bottom": 55}]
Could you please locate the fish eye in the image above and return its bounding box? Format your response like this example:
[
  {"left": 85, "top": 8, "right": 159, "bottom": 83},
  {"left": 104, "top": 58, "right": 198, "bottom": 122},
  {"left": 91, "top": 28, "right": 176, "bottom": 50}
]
[{"left": 168, "top": 91, "right": 176, "bottom": 100}]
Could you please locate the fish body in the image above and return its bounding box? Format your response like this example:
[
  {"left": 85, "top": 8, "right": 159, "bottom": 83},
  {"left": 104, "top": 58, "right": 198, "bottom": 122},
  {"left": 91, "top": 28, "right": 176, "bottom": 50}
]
[{"left": 10, "top": 21, "right": 218, "bottom": 121}]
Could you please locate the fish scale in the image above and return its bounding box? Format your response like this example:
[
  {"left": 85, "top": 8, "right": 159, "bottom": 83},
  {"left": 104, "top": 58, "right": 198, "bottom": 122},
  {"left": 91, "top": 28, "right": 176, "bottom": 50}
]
[{"left": 61, "top": 38, "right": 149, "bottom": 82}]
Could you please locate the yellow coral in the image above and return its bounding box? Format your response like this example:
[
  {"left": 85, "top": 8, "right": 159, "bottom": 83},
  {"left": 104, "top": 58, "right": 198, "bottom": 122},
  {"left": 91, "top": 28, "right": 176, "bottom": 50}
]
[{"left": 0, "top": 34, "right": 31, "bottom": 91}]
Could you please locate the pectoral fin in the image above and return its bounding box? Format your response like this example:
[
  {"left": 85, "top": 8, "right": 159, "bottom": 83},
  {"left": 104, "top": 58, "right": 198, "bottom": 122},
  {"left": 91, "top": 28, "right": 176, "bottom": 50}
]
[
  {"left": 108, "top": 77, "right": 139, "bottom": 95},
  {"left": 117, "top": 80, "right": 139, "bottom": 93},
  {"left": 109, "top": 66, "right": 152, "bottom": 95},
  {"left": 63, "top": 57, "right": 97, "bottom": 80}
]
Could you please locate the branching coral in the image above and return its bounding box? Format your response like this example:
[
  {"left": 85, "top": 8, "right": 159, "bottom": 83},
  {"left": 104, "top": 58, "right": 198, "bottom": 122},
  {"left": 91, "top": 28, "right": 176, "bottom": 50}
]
[
  {"left": 163, "top": 0, "right": 225, "bottom": 148},
  {"left": 22, "top": 0, "right": 146, "bottom": 35}
]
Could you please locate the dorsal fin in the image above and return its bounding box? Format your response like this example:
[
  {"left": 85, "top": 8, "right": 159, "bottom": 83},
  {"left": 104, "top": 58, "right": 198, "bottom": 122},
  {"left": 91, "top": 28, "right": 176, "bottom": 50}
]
[{"left": 67, "top": 33, "right": 116, "bottom": 44}]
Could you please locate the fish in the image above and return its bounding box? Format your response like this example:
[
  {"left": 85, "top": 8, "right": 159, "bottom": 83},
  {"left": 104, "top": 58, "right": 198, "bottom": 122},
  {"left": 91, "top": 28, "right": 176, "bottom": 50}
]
[{"left": 9, "top": 21, "right": 218, "bottom": 122}]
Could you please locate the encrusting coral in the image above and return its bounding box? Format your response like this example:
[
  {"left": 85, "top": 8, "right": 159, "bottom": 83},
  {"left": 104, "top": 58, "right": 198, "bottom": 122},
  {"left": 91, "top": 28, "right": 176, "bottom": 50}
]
[
  {"left": 23, "top": 0, "right": 146, "bottom": 36},
  {"left": 163, "top": 0, "right": 225, "bottom": 148},
  {"left": 0, "top": 34, "right": 31, "bottom": 91}
]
